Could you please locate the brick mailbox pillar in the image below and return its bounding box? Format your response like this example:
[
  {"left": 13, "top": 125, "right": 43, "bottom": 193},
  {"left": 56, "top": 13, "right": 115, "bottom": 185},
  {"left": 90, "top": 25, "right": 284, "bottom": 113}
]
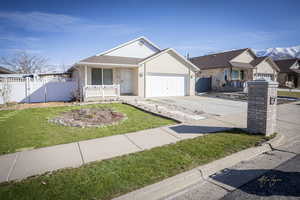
[{"left": 247, "top": 80, "right": 278, "bottom": 136}]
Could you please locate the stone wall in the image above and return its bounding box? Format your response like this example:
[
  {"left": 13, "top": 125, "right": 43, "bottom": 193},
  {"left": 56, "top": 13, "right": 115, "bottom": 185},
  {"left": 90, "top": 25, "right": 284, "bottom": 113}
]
[{"left": 247, "top": 80, "right": 278, "bottom": 136}]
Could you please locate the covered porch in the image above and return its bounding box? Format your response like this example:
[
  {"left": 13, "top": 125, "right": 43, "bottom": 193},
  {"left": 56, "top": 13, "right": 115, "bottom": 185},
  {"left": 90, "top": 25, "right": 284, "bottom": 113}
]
[
  {"left": 82, "top": 65, "right": 138, "bottom": 101},
  {"left": 224, "top": 62, "right": 254, "bottom": 90},
  {"left": 70, "top": 55, "right": 143, "bottom": 101}
]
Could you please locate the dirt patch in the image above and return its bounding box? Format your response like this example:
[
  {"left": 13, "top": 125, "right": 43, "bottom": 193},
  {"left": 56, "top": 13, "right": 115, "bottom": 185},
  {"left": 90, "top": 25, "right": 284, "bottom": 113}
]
[{"left": 50, "top": 108, "right": 126, "bottom": 128}]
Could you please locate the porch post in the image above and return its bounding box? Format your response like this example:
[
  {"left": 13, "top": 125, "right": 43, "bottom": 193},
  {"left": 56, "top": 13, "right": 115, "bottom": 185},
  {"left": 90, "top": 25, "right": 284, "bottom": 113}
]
[
  {"left": 102, "top": 68, "right": 104, "bottom": 98},
  {"left": 84, "top": 65, "right": 87, "bottom": 100},
  {"left": 85, "top": 65, "right": 87, "bottom": 86}
]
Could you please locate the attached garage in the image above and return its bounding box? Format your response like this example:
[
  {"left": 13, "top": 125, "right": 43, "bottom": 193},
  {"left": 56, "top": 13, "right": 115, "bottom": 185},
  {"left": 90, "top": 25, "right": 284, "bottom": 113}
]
[
  {"left": 139, "top": 49, "right": 198, "bottom": 98},
  {"left": 146, "top": 74, "right": 187, "bottom": 97}
]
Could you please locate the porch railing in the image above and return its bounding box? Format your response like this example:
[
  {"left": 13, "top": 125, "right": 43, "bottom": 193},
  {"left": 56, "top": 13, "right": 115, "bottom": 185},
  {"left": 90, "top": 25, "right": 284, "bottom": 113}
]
[{"left": 84, "top": 84, "right": 120, "bottom": 98}]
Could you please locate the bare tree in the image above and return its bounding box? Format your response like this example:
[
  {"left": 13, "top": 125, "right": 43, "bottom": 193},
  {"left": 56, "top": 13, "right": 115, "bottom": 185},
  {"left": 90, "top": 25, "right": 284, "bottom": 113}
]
[{"left": 0, "top": 51, "right": 49, "bottom": 74}]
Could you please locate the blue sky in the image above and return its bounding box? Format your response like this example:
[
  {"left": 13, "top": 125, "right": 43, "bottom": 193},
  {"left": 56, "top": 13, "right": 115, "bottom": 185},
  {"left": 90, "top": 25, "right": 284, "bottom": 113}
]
[{"left": 0, "top": 0, "right": 299, "bottom": 70}]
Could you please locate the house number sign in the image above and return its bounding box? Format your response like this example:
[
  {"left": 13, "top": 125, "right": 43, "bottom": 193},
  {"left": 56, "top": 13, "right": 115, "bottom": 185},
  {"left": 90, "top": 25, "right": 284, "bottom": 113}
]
[{"left": 270, "top": 96, "right": 276, "bottom": 105}]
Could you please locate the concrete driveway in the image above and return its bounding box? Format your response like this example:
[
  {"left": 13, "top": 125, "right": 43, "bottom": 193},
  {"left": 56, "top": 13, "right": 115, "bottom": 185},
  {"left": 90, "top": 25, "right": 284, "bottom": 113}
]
[{"left": 148, "top": 96, "right": 247, "bottom": 117}]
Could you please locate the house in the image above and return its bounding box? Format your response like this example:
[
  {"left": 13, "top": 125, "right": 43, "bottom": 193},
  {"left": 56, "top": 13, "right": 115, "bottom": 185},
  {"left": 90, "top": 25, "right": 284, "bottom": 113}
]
[
  {"left": 0, "top": 66, "right": 14, "bottom": 74},
  {"left": 189, "top": 48, "right": 279, "bottom": 92},
  {"left": 275, "top": 58, "right": 300, "bottom": 88},
  {"left": 68, "top": 37, "right": 198, "bottom": 101}
]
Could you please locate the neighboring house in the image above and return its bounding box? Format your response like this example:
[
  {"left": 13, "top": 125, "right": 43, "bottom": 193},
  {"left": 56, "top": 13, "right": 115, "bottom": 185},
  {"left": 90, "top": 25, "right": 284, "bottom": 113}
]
[
  {"left": 68, "top": 37, "right": 198, "bottom": 101},
  {"left": 275, "top": 58, "right": 300, "bottom": 88},
  {"left": 0, "top": 66, "right": 14, "bottom": 74},
  {"left": 190, "top": 48, "right": 279, "bottom": 92}
]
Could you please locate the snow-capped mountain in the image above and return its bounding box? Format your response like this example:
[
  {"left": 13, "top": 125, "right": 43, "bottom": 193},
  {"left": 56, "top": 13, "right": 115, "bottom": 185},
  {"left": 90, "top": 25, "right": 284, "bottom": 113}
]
[{"left": 256, "top": 45, "right": 300, "bottom": 60}]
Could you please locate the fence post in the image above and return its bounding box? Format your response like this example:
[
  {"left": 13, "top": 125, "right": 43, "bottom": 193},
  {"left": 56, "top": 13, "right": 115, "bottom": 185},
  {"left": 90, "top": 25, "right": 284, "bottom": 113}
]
[
  {"left": 44, "top": 79, "right": 47, "bottom": 103},
  {"left": 25, "top": 77, "right": 30, "bottom": 103}
]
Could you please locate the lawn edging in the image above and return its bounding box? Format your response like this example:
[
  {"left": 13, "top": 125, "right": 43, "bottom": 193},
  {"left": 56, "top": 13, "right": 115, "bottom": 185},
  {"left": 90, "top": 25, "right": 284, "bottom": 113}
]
[
  {"left": 113, "top": 133, "right": 285, "bottom": 200},
  {"left": 122, "top": 101, "right": 183, "bottom": 123}
]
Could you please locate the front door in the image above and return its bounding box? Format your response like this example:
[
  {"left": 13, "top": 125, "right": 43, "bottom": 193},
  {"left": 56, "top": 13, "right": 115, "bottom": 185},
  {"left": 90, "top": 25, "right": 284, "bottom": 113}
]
[{"left": 120, "top": 69, "right": 133, "bottom": 94}]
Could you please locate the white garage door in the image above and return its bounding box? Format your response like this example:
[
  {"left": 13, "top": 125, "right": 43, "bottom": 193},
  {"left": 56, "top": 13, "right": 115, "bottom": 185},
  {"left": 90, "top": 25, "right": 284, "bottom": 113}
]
[{"left": 146, "top": 74, "right": 186, "bottom": 97}]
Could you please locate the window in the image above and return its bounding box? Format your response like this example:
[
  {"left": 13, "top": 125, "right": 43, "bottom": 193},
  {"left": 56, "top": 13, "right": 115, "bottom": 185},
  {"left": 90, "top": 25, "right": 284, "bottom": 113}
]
[
  {"left": 231, "top": 70, "right": 240, "bottom": 80},
  {"left": 103, "top": 69, "right": 113, "bottom": 85},
  {"left": 92, "top": 68, "right": 102, "bottom": 85},
  {"left": 91, "top": 68, "right": 113, "bottom": 85}
]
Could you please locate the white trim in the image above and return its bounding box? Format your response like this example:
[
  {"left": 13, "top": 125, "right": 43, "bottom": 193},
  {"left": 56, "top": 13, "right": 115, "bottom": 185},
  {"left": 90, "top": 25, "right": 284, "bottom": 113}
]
[
  {"left": 96, "top": 36, "right": 161, "bottom": 56},
  {"left": 84, "top": 65, "right": 87, "bottom": 86},
  {"left": 77, "top": 62, "right": 138, "bottom": 67},
  {"left": 170, "top": 48, "right": 200, "bottom": 72},
  {"left": 139, "top": 48, "right": 199, "bottom": 72}
]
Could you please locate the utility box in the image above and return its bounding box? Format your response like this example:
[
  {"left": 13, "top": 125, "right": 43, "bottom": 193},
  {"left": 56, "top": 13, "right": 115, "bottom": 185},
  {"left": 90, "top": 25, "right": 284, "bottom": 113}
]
[{"left": 247, "top": 80, "right": 278, "bottom": 136}]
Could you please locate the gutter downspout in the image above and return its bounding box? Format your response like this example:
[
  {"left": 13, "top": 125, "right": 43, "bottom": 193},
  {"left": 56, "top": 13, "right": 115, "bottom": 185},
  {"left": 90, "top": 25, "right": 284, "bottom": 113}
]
[{"left": 188, "top": 66, "right": 191, "bottom": 96}]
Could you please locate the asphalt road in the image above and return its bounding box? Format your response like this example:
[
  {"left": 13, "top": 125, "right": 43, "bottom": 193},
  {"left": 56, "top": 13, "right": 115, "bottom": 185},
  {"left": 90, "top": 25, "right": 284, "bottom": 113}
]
[{"left": 221, "top": 155, "right": 300, "bottom": 200}]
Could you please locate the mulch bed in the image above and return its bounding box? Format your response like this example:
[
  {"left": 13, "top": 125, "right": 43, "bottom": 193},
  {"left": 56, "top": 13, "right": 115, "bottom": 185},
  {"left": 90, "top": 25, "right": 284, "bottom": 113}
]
[{"left": 50, "top": 108, "right": 126, "bottom": 128}]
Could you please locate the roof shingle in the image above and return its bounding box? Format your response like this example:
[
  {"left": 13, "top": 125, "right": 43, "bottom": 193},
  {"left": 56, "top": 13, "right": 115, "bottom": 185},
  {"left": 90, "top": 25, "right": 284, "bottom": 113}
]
[
  {"left": 79, "top": 55, "right": 143, "bottom": 65},
  {"left": 274, "top": 58, "right": 299, "bottom": 73},
  {"left": 189, "top": 48, "right": 249, "bottom": 69}
]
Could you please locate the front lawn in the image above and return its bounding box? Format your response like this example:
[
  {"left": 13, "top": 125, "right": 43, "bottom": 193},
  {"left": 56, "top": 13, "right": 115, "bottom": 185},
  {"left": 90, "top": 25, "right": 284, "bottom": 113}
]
[
  {"left": 0, "top": 131, "right": 265, "bottom": 200},
  {"left": 0, "top": 103, "right": 175, "bottom": 155},
  {"left": 278, "top": 91, "right": 300, "bottom": 98}
]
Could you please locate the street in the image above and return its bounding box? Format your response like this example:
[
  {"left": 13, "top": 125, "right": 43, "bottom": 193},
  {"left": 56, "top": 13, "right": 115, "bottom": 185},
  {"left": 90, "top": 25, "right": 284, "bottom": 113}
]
[{"left": 222, "top": 155, "right": 300, "bottom": 200}]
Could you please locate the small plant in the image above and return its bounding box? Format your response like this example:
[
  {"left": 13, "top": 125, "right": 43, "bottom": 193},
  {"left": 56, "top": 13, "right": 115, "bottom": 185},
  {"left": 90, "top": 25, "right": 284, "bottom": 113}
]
[{"left": 70, "top": 88, "right": 81, "bottom": 102}]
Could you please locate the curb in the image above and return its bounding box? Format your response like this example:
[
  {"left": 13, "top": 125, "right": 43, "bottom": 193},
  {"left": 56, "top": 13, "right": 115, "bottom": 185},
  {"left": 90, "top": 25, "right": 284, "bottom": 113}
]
[
  {"left": 113, "top": 133, "right": 284, "bottom": 200},
  {"left": 198, "top": 144, "right": 271, "bottom": 178},
  {"left": 266, "top": 133, "right": 285, "bottom": 149}
]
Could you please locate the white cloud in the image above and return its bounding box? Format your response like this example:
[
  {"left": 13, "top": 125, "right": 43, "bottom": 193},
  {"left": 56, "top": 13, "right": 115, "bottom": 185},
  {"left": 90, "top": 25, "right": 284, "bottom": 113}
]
[
  {"left": 0, "top": 11, "right": 140, "bottom": 33},
  {"left": 0, "top": 48, "right": 42, "bottom": 54},
  {"left": 0, "top": 35, "right": 40, "bottom": 43}
]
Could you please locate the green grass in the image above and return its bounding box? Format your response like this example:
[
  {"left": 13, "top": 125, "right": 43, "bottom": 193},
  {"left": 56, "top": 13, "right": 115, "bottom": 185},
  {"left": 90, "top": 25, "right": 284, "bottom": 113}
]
[
  {"left": 278, "top": 91, "right": 300, "bottom": 98},
  {"left": 0, "top": 131, "right": 264, "bottom": 200},
  {"left": 0, "top": 103, "right": 175, "bottom": 155}
]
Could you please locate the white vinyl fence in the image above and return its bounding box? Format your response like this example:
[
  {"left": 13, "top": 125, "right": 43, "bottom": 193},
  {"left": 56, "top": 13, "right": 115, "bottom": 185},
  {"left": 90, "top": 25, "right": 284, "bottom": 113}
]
[{"left": 0, "top": 77, "right": 78, "bottom": 104}]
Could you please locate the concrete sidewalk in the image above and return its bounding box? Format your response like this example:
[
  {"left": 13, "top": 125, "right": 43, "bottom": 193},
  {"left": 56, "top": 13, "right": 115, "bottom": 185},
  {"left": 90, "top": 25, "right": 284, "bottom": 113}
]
[{"left": 0, "top": 113, "right": 241, "bottom": 183}]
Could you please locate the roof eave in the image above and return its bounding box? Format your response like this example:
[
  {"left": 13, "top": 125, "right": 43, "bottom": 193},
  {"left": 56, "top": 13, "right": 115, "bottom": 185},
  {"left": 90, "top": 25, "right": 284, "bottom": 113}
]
[
  {"left": 76, "top": 62, "right": 139, "bottom": 67},
  {"left": 139, "top": 48, "right": 199, "bottom": 72}
]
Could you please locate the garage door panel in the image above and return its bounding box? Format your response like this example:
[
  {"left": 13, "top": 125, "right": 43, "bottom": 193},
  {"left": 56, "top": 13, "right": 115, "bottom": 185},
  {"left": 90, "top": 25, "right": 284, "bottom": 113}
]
[{"left": 146, "top": 74, "right": 187, "bottom": 97}]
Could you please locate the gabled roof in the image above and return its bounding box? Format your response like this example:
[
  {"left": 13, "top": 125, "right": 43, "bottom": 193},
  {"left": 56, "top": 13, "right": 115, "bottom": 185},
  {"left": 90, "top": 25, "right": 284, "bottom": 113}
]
[
  {"left": 140, "top": 48, "right": 199, "bottom": 72},
  {"left": 274, "top": 58, "right": 299, "bottom": 73},
  {"left": 0, "top": 66, "right": 14, "bottom": 74},
  {"left": 250, "top": 56, "right": 280, "bottom": 72},
  {"left": 190, "top": 48, "right": 253, "bottom": 69},
  {"left": 96, "top": 36, "right": 161, "bottom": 56},
  {"left": 250, "top": 56, "right": 267, "bottom": 67},
  {"left": 74, "top": 48, "right": 199, "bottom": 72}
]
